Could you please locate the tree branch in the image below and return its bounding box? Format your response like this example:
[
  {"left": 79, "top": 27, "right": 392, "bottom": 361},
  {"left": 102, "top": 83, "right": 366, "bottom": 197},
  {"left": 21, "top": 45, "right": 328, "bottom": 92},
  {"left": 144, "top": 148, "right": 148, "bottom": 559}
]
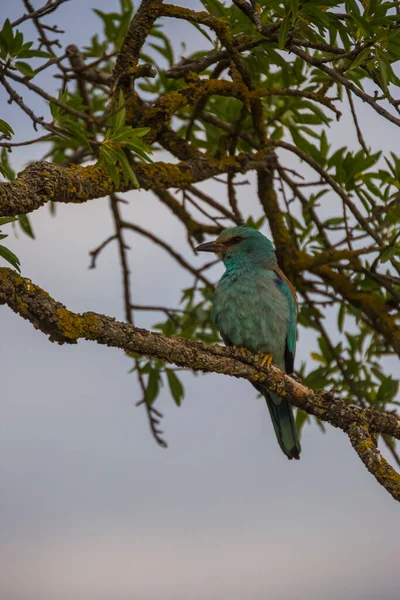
[
  {"left": 1, "top": 266, "right": 400, "bottom": 501},
  {"left": 0, "top": 153, "right": 263, "bottom": 217},
  {"left": 112, "top": 0, "right": 164, "bottom": 88}
]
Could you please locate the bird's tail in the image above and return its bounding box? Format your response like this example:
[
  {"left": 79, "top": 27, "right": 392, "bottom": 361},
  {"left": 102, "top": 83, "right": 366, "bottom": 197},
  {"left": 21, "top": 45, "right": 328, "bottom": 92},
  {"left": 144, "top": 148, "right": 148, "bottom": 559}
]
[{"left": 259, "top": 386, "right": 301, "bottom": 460}]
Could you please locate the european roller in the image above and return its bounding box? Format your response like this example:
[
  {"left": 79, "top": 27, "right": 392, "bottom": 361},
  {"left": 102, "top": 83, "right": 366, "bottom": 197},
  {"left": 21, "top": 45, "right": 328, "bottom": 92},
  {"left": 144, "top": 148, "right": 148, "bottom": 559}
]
[{"left": 195, "top": 226, "right": 301, "bottom": 460}]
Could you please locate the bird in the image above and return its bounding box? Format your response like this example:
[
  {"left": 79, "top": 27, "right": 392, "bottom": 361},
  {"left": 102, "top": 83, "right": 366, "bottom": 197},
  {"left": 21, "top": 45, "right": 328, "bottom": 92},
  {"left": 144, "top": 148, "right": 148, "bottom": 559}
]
[{"left": 195, "top": 226, "right": 301, "bottom": 460}]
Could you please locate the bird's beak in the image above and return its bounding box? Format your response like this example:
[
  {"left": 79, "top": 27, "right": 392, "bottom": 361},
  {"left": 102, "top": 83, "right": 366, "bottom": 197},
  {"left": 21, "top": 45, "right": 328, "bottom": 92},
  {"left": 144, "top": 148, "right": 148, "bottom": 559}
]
[{"left": 194, "top": 240, "right": 224, "bottom": 253}]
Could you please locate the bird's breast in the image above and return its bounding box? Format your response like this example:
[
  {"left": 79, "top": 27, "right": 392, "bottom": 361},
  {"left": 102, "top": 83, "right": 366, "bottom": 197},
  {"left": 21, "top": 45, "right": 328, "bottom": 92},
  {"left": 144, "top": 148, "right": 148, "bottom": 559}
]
[{"left": 212, "top": 270, "right": 289, "bottom": 368}]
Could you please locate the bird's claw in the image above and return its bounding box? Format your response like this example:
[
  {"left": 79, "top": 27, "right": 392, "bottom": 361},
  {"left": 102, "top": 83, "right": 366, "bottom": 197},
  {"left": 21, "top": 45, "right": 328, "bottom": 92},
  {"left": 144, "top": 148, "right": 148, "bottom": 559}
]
[
  {"left": 233, "top": 344, "right": 248, "bottom": 358},
  {"left": 258, "top": 352, "right": 273, "bottom": 369}
]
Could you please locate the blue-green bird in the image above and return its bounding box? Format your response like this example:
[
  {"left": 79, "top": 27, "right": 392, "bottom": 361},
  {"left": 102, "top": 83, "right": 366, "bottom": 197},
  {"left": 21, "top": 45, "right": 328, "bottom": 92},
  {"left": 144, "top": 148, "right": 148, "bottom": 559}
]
[{"left": 196, "top": 226, "right": 301, "bottom": 460}]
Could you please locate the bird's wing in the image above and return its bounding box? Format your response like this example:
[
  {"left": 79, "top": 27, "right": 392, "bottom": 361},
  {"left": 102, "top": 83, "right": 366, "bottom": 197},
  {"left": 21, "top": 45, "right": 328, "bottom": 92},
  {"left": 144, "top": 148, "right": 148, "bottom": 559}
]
[{"left": 273, "top": 266, "right": 298, "bottom": 373}]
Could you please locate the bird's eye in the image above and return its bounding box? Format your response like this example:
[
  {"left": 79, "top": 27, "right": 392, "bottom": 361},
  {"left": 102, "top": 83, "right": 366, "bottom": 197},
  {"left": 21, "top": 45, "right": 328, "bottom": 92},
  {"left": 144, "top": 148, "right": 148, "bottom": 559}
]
[{"left": 231, "top": 236, "right": 242, "bottom": 244}]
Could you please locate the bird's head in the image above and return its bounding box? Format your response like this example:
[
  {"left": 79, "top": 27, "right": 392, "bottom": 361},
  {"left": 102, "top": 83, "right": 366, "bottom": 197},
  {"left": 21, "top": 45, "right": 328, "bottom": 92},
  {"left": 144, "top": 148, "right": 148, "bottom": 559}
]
[{"left": 195, "top": 226, "right": 277, "bottom": 268}]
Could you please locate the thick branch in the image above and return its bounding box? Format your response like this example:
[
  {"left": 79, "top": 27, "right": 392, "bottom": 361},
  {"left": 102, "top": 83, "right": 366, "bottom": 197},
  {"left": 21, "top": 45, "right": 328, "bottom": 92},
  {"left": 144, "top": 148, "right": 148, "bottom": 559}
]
[
  {"left": 1, "top": 267, "right": 400, "bottom": 501},
  {"left": 348, "top": 423, "right": 400, "bottom": 501},
  {"left": 146, "top": 80, "right": 340, "bottom": 131},
  {"left": 0, "top": 154, "right": 261, "bottom": 217},
  {"left": 112, "top": 0, "right": 163, "bottom": 88}
]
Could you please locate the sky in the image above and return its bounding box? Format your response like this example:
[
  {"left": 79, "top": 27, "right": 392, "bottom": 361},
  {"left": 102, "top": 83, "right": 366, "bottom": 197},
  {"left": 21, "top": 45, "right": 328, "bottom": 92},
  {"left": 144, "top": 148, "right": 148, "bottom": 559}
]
[{"left": 1, "top": 1, "right": 400, "bottom": 599}]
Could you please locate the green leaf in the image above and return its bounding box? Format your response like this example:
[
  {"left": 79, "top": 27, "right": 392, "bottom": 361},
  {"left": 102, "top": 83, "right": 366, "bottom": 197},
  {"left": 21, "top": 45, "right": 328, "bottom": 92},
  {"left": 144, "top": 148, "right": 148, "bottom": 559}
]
[
  {"left": 124, "top": 139, "right": 153, "bottom": 163},
  {"left": 166, "top": 369, "right": 185, "bottom": 406},
  {"left": 0, "top": 244, "right": 21, "bottom": 272},
  {"left": 149, "top": 42, "right": 174, "bottom": 66},
  {"left": 0, "top": 216, "right": 17, "bottom": 226},
  {"left": 246, "top": 216, "right": 265, "bottom": 230},
  {"left": 188, "top": 22, "right": 214, "bottom": 45},
  {"left": 289, "top": 0, "right": 299, "bottom": 23},
  {"left": 17, "top": 48, "right": 52, "bottom": 58},
  {"left": 324, "top": 217, "right": 344, "bottom": 227},
  {"left": 18, "top": 214, "right": 35, "bottom": 239},
  {"left": 376, "top": 377, "right": 398, "bottom": 404},
  {"left": 376, "top": 50, "right": 389, "bottom": 92},
  {"left": 295, "top": 408, "right": 310, "bottom": 437},
  {"left": 93, "top": 9, "right": 119, "bottom": 42},
  {"left": 0, "top": 19, "right": 14, "bottom": 54},
  {"left": 303, "top": 367, "right": 328, "bottom": 389},
  {"left": 117, "top": 149, "right": 139, "bottom": 188},
  {"left": 345, "top": 0, "right": 361, "bottom": 17},
  {"left": 320, "top": 129, "right": 329, "bottom": 158},
  {"left": 112, "top": 89, "right": 126, "bottom": 133},
  {"left": 349, "top": 47, "right": 371, "bottom": 70},
  {"left": 15, "top": 61, "right": 35, "bottom": 78},
  {"left": 200, "top": 0, "right": 226, "bottom": 17},
  {"left": 13, "top": 30, "right": 24, "bottom": 55},
  {"left": 338, "top": 303, "right": 346, "bottom": 333},
  {"left": 351, "top": 13, "right": 374, "bottom": 37},
  {"left": 278, "top": 15, "right": 290, "bottom": 50},
  {"left": 130, "top": 127, "right": 151, "bottom": 138},
  {"left": 371, "top": 367, "right": 386, "bottom": 383},
  {"left": 146, "top": 369, "right": 160, "bottom": 405},
  {"left": 311, "top": 352, "right": 326, "bottom": 364},
  {"left": 365, "top": 0, "right": 377, "bottom": 17},
  {"left": 120, "top": 0, "right": 134, "bottom": 15},
  {"left": 289, "top": 127, "right": 321, "bottom": 163},
  {"left": 0, "top": 119, "right": 14, "bottom": 138},
  {"left": 380, "top": 245, "right": 397, "bottom": 263},
  {"left": 100, "top": 146, "right": 120, "bottom": 186},
  {"left": 58, "top": 115, "right": 92, "bottom": 149},
  {"left": 0, "top": 147, "right": 15, "bottom": 180}
]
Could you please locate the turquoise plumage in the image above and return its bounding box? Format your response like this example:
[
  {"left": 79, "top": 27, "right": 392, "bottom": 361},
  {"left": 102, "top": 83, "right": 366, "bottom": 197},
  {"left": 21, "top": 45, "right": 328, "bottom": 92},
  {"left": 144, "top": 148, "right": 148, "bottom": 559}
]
[{"left": 196, "top": 226, "right": 301, "bottom": 460}]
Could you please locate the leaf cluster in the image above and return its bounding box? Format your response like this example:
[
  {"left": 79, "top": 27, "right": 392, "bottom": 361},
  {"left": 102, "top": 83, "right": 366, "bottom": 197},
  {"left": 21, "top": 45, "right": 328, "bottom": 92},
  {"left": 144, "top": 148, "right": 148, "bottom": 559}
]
[{"left": 98, "top": 91, "right": 152, "bottom": 187}]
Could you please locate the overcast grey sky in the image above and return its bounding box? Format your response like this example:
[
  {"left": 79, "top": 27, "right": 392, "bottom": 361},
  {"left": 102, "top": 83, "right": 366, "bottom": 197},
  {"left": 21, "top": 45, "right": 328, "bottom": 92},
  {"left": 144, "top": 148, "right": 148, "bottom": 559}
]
[{"left": 1, "top": 1, "right": 399, "bottom": 599}]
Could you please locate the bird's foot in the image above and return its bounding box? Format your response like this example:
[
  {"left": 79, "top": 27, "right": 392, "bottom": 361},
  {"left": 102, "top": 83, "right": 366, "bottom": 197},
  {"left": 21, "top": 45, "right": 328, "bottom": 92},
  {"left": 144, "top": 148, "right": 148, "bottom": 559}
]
[
  {"left": 257, "top": 352, "right": 273, "bottom": 369},
  {"left": 232, "top": 344, "right": 248, "bottom": 359}
]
